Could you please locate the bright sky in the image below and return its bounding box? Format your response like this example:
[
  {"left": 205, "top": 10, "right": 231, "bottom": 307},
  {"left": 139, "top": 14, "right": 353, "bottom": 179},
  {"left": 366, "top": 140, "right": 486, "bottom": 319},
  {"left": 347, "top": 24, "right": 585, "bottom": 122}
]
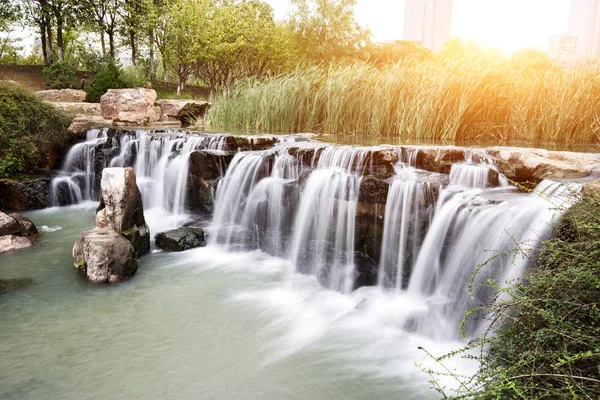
[{"left": 267, "top": 0, "right": 570, "bottom": 54}]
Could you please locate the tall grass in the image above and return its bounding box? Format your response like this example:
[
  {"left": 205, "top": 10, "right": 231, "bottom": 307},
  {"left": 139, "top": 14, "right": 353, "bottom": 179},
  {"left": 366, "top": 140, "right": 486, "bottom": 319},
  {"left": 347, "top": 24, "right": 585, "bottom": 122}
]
[{"left": 207, "top": 52, "right": 600, "bottom": 144}]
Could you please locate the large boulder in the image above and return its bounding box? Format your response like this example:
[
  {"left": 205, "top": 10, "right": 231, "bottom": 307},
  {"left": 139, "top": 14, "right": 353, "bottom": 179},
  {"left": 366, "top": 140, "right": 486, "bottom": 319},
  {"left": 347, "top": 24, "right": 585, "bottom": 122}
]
[
  {"left": 155, "top": 227, "right": 206, "bottom": 252},
  {"left": 35, "top": 89, "right": 87, "bottom": 102},
  {"left": 95, "top": 167, "right": 150, "bottom": 256},
  {"left": 100, "top": 88, "right": 158, "bottom": 125},
  {"left": 487, "top": 148, "right": 600, "bottom": 183},
  {"left": 157, "top": 100, "right": 211, "bottom": 126},
  {"left": 0, "top": 235, "right": 32, "bottom": 253},
  {"left": 0, "top": 176, "right": 50, "bottom": 211},
  {"left": 72, "top": 228, "right": 138, "bottom": 283}
]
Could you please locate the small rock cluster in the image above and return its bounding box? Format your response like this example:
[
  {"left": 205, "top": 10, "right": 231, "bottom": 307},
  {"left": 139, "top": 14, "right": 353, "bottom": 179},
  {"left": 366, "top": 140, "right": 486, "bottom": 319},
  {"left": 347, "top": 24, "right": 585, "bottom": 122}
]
[
  {"left": 72, "top": 167, "right": 150, "bottom": 283},
  {"left": 63, "top": 88, "right": 211, "bottom": 135},
  {"left": 0, "top": 211, "right": 38, "bottom": 253}
]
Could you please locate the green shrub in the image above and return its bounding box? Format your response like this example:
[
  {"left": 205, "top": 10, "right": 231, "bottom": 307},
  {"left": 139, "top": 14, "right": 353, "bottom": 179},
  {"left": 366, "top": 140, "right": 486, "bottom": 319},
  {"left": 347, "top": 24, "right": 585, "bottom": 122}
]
[
  {"left": 0, "top": 82, "right": 71, "bottom": 178},
  {"left": 42, "top": 62, "right": 76, "bottom": 89},
  {"left": 85, "top": 62, "right": 148, "bottom": 103},
  {"left": 85, "top": 61, "right": 125, "bottom": 103},
  {"left": 119, "top": 66, "right": 147, "bottom": 88}
]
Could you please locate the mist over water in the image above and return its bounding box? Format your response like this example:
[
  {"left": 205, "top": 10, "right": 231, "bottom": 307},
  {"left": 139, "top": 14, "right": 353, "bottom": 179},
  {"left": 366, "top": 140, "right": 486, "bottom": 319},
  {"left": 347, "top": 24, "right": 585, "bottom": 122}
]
[{"left": 1, "top": 130, "right": 581, "bottom": 399}]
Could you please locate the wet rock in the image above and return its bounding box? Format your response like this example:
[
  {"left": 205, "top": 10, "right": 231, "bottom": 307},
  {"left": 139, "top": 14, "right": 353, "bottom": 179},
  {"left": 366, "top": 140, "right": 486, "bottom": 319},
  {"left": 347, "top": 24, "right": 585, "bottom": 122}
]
[
  {"left": 157, "top": 100, "right": 211, "bottom": 126},
  {"left": 8, "top": 213, "right": 38, "bottom": 237},
  {"left": 359, "top": 176, "right": 389, "bottom": 204},
  {"left": 583, "top": 179, "right": 600, "bottom": 199},
  {"left": 227, "top": 135, "right": 280, "bottom": 151},
  {"left": 414, "top": 146, "right": 466, "bottom": 174},
  {"left": 187, "top": 150, "right": 235, "bottom": 216},
  {"left": 68, "top": 116, "right": 113, "bottom": 137},
  {"left": 0, "top": 235, "right": 33, "bottom": 253},
  {"left": 100, "top": 88, "right": 158, "bottom": 125},
  {"left": 35, "top": 89, "right": 86, "bottom": 102},
  {"left": 73, "top": 228, "right": 138, "bottom": 283},
  {"left": 487, "top": 148, "right": 600, "bottom": 184},
  {"left": 95, "top": 167, "right": 150, "bottom": 257},
  {"left": 155, "top": 227, "right": 206, "bottom": 252},
  {"left": 0, "top": 176, "right": 50, "bottom": 211},
  {"left": 0, "top": 212, "right": 21, "bottom": 236}
]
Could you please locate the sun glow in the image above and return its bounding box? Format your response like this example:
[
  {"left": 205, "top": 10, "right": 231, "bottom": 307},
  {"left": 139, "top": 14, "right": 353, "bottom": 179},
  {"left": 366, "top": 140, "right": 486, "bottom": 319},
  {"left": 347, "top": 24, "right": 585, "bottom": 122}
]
[{"left": 269, "top": 0, "right": 570, "bottom": 54}]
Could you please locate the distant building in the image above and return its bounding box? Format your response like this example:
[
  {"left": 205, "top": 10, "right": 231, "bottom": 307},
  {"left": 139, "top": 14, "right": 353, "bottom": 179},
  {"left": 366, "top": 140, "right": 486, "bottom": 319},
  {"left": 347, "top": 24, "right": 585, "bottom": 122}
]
[
  {"left": 547, "top": 34, "right": 579, "bottom": 65},
  {"left": 568, "top": 0, "right": 600, "bottom": 56},
  {"left": 404, "top": 0, "right": 453, "bottom": 52}
]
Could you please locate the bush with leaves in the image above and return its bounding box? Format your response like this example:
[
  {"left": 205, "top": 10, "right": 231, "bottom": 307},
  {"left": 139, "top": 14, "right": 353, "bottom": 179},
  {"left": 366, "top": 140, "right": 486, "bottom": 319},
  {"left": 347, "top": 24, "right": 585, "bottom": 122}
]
[
  {"left": 424, "top": 193, "right": 600, "bottom": 399},
  {"left": 0, "top": 82, "right": 71, "bottom": 178},
  {"left": 85, "top": 62, "right": 148, "bottom": 103},
  {"left": 42, "top": 62, "right": 76, "bottom": 89}
]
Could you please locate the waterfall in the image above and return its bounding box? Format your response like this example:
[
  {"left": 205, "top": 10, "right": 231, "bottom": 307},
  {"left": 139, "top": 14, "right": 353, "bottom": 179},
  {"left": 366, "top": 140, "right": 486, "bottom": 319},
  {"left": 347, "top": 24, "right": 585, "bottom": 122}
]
[
  {"left": 51, "top": 130, "right": 227, "bottom": 213},
  {"left": 54, "top": 130, "right": 583, "bottom": 340}
]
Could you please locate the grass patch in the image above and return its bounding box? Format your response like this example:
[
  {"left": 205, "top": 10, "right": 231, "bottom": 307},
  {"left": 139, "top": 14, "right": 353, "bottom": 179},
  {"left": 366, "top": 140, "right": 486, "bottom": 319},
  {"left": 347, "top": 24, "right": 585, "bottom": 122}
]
[
  {"left": 208, "top": 54, "right": 600, "bottom": 145},
  {"left": 0, "top": 82, "right": 71, "bottom": 178}
]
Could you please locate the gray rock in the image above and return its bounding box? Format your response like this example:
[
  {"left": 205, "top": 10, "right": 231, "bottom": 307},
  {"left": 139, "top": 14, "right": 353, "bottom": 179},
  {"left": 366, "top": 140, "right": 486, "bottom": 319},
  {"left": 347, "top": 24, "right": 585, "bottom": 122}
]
[
  {"left": 8, "top": 213, "right": 38, "bottom": 237},
  {"left": 0, "top": 212, "right": 21, "bottom": 236},
  {"left": 0, "top": 235, "right": 32, "bottom": 253},
  {"left": 155, "top": 227, "right": 206, "bottom": 252},
  {"left": 95, "top": 167, "right": 150, "bottom": 257},
  {"left": 0, "top": 176, "right": 50, "bottom": 211},
  {"left": 72, "top": 228, "right": 138, "bottom": 283}
]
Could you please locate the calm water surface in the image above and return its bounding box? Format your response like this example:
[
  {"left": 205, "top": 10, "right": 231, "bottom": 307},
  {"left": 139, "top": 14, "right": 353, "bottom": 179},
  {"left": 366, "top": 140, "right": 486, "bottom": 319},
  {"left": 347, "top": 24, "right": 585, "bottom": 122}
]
[{"left": 0, "top": 204, "right": 474, "bottom": 400}]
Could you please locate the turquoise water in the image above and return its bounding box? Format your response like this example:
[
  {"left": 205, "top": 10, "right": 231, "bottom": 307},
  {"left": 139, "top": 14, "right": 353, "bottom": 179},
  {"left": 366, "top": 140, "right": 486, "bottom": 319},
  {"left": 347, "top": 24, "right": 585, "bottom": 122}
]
[{"left": 0, "top": 204, "right": 474, "bottom": 399}]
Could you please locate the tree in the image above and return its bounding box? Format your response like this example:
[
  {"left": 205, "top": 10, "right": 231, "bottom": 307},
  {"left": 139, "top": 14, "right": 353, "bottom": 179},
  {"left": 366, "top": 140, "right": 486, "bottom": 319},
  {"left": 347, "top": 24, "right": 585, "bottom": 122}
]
[
  {"left": 163, "top": 0, "right": 213, "bottom": 95},
  {"left": 287, "top": 0, "right": 369, "bottom": 65},
  {"left": 47, "top": 0, "right": 76, "bottom": 62},
  {"left": 75, "top": 0, "right": 120, "bottom": 60},
  {"left": 118, "top": 0, "right": 149, "bottom": 66},
  {"left": 21, "top": 0, "right": 53, "bottom": 64}
]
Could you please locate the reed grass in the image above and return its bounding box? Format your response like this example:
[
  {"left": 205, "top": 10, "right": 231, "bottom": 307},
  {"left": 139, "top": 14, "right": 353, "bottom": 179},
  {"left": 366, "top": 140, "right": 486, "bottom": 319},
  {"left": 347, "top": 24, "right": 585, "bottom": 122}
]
[{"left": 207, "top": 52, "right": 600, "bottom": 145}]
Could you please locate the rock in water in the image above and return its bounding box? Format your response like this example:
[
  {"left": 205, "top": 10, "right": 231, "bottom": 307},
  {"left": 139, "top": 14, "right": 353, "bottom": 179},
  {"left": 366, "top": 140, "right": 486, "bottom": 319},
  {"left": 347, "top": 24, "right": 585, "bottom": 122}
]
[
  {"left": 9, "top": 213, "right": 38, "bottom": 237},
  {"left": 73, "top": 228, "right": 138, "bottom": 283},
  {"left": 155, "top": 227, "right": 206, "bottom": 252},
  {"left": 96, "top": 167, "right": 150, "bottom": 256},
  {"left": 0, "top": 211, "right": 22, "bottom": 236},
  {"left": 0, "top": 235, "right": 32, "bottom": 253}
]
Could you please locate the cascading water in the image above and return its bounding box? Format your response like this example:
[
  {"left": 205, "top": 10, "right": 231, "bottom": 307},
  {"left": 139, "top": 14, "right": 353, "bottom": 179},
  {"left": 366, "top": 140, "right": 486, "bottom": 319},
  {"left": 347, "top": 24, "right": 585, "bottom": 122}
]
[
  {"left": 53, "top": 130, "right": 581, "bottom": 343},
  {"left": 51, "top": 129, "right": 227, "bottom": 214}
]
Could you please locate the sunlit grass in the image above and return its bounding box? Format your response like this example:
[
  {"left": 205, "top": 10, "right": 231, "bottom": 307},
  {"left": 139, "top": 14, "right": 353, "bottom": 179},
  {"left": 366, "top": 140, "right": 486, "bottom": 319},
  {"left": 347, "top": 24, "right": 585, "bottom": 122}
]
[{"left": 207, "top": 52, "right": 600, "bottom": 145}]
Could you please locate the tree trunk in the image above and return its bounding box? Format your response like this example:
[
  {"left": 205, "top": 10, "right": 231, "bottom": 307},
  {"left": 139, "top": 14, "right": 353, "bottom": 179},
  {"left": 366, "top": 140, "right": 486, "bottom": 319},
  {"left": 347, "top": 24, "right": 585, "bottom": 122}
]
[
  {"left": 149, "top": 30, "right": 156, "bottom": 81},
  {"left": 56, "top": 17, "right": 64, "bottom": 62},
  {"left": 130, "top": 30, "right": 136, "bottom": 66},
  {"left": 162, "top": 56, "right": 168, "bottom": 82},
  {"left": 46, "top": 24, "right": 54, "bottom": 63},
  {"left": 40, "top": 24, "right": 48, "bottom": 65},
  {"left": 108, "top": 31, "right": 115, "bottom": 60},
  {"left": 177, "top": 69, "right": 185, "bottom": 96},
  {"left": 100, "top": 32, "right": 106, "bottom": 58}
]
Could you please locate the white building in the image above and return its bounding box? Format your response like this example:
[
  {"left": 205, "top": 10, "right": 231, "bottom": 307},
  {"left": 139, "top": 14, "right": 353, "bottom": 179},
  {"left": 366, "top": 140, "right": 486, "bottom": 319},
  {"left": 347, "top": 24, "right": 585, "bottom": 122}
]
[
  {"left": 404, "top": 0, "right": 453, "bottom": 52},
  {"left": 568, "top": 0, "right": 600, "bottom": 56}
]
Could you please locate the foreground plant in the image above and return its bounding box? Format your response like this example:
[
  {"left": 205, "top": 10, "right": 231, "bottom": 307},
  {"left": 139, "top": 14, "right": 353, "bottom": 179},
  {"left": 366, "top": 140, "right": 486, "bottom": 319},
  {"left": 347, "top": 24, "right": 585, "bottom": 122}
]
[{"left": 422, "top": 194, "right": 600, "bottom": 399}]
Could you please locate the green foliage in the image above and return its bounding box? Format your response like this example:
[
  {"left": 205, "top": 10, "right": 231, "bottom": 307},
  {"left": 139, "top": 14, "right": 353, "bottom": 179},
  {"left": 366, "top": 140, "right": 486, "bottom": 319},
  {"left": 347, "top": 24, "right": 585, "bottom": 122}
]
[
  {"left": 287, "top": 0, "right": 369, "bottom": 64},
  {"left": 424, "top": 195, "right": 600, "bottom": 399},
  {"left": 208, "top": 44, "right": 600, "bottom": 144},
  {"left": 43, "top": 62, "right": 76, "bottom": 89},
  {"left": 119, "top": 65, "right": 147, "bottom": 88},
  {"left": 0, "top": 82, "right": 71, "bottom": 178},
  {"left": 85, "top": 61, "right": 125, "bottom": 103}
]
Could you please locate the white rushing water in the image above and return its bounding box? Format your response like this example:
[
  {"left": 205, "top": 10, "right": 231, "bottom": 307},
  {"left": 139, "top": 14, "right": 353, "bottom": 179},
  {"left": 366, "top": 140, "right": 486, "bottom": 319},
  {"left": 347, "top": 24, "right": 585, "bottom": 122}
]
[{"left": 38, "top": 130, "right": 584, "bottom": 398}]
